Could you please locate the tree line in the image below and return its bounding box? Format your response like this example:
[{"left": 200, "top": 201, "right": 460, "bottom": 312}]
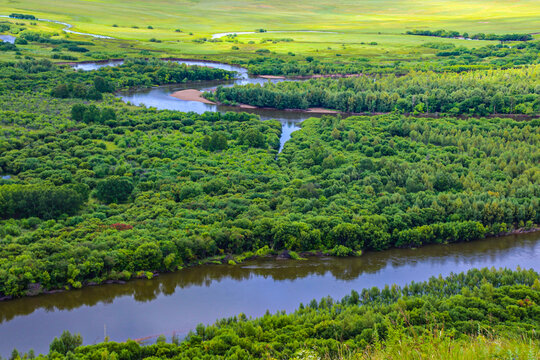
[
  {"left": 406, "top": 29, "right": 533, "bottom": 42},
  {"left": 211, "top": 65, "right": 540, "bottom": 115}
]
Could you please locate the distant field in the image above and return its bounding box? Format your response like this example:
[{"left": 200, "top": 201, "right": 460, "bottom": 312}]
[
  {"left": 0, "top": 0, "right": 538, "bottom": 64},
  {"left": 1, "top": 0, "right": 539, "bottom": 34}
]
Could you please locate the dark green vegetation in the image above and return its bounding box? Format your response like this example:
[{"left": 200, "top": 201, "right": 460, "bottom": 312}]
[
  {"left": 406, "top": 29, "right": 533, "bottom": 42},
  {"left": 9, "top": 268, "right": 540, "bottom": 359},
  {"left": 8, "top": 13, "right": 37, "bottom": 20},
  {"left": 49, "top": 58, "right": 234, "bottom": 100},
  {"left": 211, "top": 66, "right": 539, "bottom": 115},
  {"left": 0, "top": 60, "right": 538, "bottom": 298},
  {"left": 241, "top": 40, "right": 540, "bottom": 76}
]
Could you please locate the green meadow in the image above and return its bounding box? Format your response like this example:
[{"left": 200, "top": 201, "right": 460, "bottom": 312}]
[{"left": 0, "top": 0, "right": 538, "bottom": 63}]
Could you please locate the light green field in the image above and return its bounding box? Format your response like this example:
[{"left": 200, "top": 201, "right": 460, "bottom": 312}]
[
  {"left": 2, "top": 0, "right": 539, "bottom": 34},
  {"left": 0, "top": 0, "right": 538, "bottom": 63}
]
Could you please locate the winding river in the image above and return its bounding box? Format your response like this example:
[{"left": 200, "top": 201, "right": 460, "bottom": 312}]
[
  {"left": 0, "top": 60, "right": 538, "bottom": 356},
  {"left": 0, "top": 232, "right": 538, "bottom": 356},
  {"left": 77, "top": 59, "right": 314, "bottom": 152}
]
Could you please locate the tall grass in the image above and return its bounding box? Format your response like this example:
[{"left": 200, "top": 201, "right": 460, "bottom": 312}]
[
  {"left": 358, "top": 332, "right": 539, "bottom": 360},
  {"left": 296, "top": 328, "right": 540, "bottom": 360}
]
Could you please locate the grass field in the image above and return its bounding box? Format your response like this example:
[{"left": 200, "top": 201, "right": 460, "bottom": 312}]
[
  {"left": 1, "top": 0, "right": 539, "bottom": 35},
  {"left": 0, "top": 0, "right": 538, "bottom": 64}
]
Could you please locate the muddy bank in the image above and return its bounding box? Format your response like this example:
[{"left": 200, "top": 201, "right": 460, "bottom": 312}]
[
  {"left": 170, "top": 89, "right": 216, "bottom": 104},
  {"left": 306, "top": 107, "right": 339, "bottom": 114}
]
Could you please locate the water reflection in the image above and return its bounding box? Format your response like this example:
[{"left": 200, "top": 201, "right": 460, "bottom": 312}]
[{"left": 0, "top": 233, "right": 538, "bottom": 355}]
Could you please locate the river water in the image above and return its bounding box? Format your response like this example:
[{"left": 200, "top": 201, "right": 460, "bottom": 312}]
[
  {"left": 0, "top": 232, "right": 538, "bottom": 356},
  {"left": 0, "top": 34, "right": 15, "bottom": 44}
]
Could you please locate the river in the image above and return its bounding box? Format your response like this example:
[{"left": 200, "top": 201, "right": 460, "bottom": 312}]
[
  {"left": 0, "top": 232, "right": 538, "bottom": 356},
  {"left": 80, "top": 59, "right": 317, "bottom": 152}
]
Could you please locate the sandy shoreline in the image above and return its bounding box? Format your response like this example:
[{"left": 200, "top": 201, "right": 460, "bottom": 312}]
[
  {"left": 259, "top": 75, "right": 286, "bottom": 79},
  {"left": 305, "top": 107, "right": 339, "bottom": 114},
  {"left": 170, "top": 89, "right": 216, "bottom": 104}
]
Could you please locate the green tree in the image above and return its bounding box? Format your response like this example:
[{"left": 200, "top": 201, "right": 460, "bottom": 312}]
[
  {"left": 95, "top": 176, "right": 134, "bottom": 204},
  {"left": 49, "top": 331, "right": 82, "bottom": 355},
  {"left": 71, "top": 104, "right": 87, "bottom": 122}
]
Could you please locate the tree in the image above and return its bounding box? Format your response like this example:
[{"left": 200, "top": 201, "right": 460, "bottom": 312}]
[
  {"left": 240, "top": 128, "right": 266, "bottom": 148},
  {"left": 347, "top": 130, "right": 356, "bottom": 143},
  {"left": 95, "top": 176, "right": 134, "bottom": 204},
  {"left": 331, "top": 128, "right": 341, "bottom": 140},
  {"left": 49, "top": 331, "right": 82, "bottom": 355},
  {"left": 93, "top": 76, "right": 114, "bottom": 93},
  {"left": 133, "top": 243, "right": 163, "bottom": 270},
  {"left": 208, "top": 132, "right": 228, "bottom": 151},
  {"left": 71, "top": 104, "right": 87, "bottom": 121},
  {"left": 101, "top": 107, "right": 117, "bottom": 122},
  {"left": 331, "top": 223, "right": 363, "bottom": 249},
  {"left": 82, "top": 105, "right": 101, "bottom": 123},
  {"left": 51, "top": 84, "right": 69, "bottom": 98}
]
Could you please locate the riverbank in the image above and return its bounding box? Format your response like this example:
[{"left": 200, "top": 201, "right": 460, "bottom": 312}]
[
  {"left": 191, "top": 93, "right": 539, "bottom": 119},
  {"left": 170, "top": 89, "right": 216, "bottom": 104},
  {"left": 1, "top": 227, "right": 538, "bottom": 302}
]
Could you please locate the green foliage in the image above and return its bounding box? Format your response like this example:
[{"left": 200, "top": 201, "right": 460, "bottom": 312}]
[
  {"left": 0, "top": 59, "right": 538, "bottom": 298},
  {"left": 71, "top": 104, "right": 116, "bottom": 123},
  {"left": 9, "top": 13, "right": 37, "bottom": 20},
  {"left": 202, "top": 132, "right": 228, "bottom": 151},
  {"left": 95, "top": 176, "right": 133, "bottom": 204},
  {"left": 407, "top": 29, "right": 533, "bottom": 42},
  {"left": 22, "top": 269, "right": 540, "bottom": 359},
  {"left": 214, "top": 66, "right": 540, "bottom": 115},
  {"left": 0, "top": 184, "right": 88, "bottom": 219},
  {"left": 49, "top": 331, "right": 82, "bottom": 355},
  {"left": 328, "top": 244, "right": 354, "bottom": 256}
]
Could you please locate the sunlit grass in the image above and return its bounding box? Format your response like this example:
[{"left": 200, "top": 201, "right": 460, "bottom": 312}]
[
  {"left": 308, "top": 331, "right": 540, "bottom": 360},
  {"left": 0, "top": 1, "right": 537, "bottom": 65}
]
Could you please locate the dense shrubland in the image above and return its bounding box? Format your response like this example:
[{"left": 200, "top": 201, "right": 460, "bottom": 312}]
[
  {"left": 0, "top": 60, "right": 538, "bottom": 298},
  {"left": 8, "top": 268, "right": 540, "bottom": 359},
  {"left": 211, "top": 66, "right": 540, "bottom": 115}
]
